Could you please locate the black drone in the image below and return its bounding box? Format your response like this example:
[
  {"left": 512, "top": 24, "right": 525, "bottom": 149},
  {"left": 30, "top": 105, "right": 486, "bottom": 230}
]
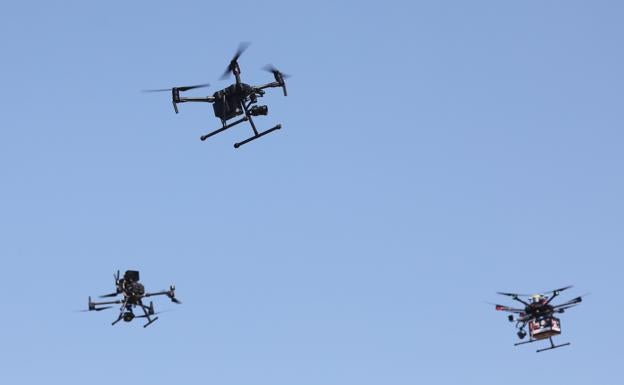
[
  {"left": 145, "top": 42, "right": 289, "bottom": 148},
  {"left": 84, "top": 270, "right": 181, "bottom": 328},
  {"left": 494, "top": 285, "right": 584, "bottom": 352}
]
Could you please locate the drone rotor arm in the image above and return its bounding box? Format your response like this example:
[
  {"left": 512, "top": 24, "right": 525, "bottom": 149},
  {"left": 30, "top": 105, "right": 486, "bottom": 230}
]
[
  {"left": 256, "top": 81, "right": 282, "bottom": 91},
  {"left": 494, "top": 304, "right": 525, "bottom": 313},
  {"left": 86, "top": 297, "right": 122, "bottom": 312},
  {"left": 143, "top": 290, "right": 169, "bottom": 298},
  {"left": 553, "top": 304, "right": 579, "bottom": 313},
  {"left": 178, "top": 96, "right": 215, "bottom": 103},
  {"left": 552, "top": 296, "right": 583, "bottom": 310},
  {"left": 144, "top": 287, "right": 181, "bottom": 304},
  {"left": 90, "top": 299, "right": 123, "bottom": 306}
]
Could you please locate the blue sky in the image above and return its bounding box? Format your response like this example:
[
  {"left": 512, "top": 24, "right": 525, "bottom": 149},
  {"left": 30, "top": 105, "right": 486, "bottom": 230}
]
[{"left": 1, "top": 1, "right": 623, "bottom": 384}]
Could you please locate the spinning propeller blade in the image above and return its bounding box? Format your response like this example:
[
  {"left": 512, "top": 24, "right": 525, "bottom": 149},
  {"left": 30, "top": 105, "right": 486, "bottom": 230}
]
[
  {"left": 262, "top": 64, "right": 291, "bottom": 79},
  {"left": 99, "top": 293, "right": 118, "bottom": 298},
  {"left": 166, "top": 285, "right": 182, "bottom": 304},
  {"left": 263, "top": 64, "right": 290, "bottom": 96},
  {"left": 78, "top": 306, "right": 113, "bottom": 312},
  {"left": 142, "top": 83, "right": 210, "bottom": 93},
  {"left": 546, "top": 285, "right": 573, "bottom": 295},
  {"left": 498, "top": 286, "right": 573, "bottom": 298},
  {"left": 220, "top": 42, "right": 250, "bottom": 79}
]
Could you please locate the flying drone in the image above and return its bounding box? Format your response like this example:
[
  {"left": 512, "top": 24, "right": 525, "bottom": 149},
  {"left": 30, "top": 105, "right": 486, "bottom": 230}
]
[
  {"left": 83, "top": 270, "right": 181, "bottom": 328},
  {"left": 145, "top": 42, "right": 289, "bottom": 148},
  {"left": 494, "top": 285, "right": 584, "bottom": 352}
]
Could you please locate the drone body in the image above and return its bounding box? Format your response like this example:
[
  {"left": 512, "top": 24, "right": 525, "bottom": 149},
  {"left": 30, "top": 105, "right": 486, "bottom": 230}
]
[
  {"left": 146, "top": 43, "right": 288, "bottom": 148},
  {"left": 85, "top": 270, "right": 181, "bottom": 328},
  {"left": 494, "top": 286, "right": 583, "bottom": 352}
]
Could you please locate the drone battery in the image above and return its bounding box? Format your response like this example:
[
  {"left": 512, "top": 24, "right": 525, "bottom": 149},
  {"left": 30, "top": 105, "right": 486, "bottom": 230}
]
[
  {"left": 213, "top": 95, "right": 242, "bottom": 121},
  {"left": 212, "top": 85, "right": 244, "bottom": 121}
]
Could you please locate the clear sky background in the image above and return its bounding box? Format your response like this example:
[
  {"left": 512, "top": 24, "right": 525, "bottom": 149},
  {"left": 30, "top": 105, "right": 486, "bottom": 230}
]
[{"left": 1, "top": 1, "right": 623, "bottom": 384}]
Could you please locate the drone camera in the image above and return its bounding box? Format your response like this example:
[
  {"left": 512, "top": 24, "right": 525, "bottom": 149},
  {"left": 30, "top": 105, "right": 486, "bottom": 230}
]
[
  {"left": 250, "top": 105, "right": 268, "bottom": 116},
  {"left": 122, "top": 312, "right": 135, "bottom": 322},
  {"left": 508, "top": 315, "right": 514, "bottom": 322},
  {"left": 517, "top": 330, "right": 527, "bottom": 339}
]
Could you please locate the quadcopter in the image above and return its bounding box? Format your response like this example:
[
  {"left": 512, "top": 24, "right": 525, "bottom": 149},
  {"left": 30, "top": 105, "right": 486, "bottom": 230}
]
[
  {"left": 494, "top": 286, "right": 583, "bottom": 352},
  {"left": 84, "top": 270, "right": 181, "bottom": 328},
  {"left": 145, "top": 42, "right": 289, "bottom": 148}
]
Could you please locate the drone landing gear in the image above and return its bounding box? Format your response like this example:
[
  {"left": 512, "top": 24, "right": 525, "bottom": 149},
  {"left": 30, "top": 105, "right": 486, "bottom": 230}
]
[
  {"left": 537, "top": 337, "right": 570, "bottom": 353},
  {"left": 200, "top": 116, "right": 248, "bottom": 141},
  {"left": 235, "top": 124, "right": 281, "bottom": 148},
  {"left": 141, "top": 316, "right": 159, "bottom": 328},
  {"left": 200, "top": 103, "right": 281, "bottom": 148},
  {"left": 514, "top": 337, "right": 570, "bottom": 353},
  {"left": 112, "top": 314, "right": 123, "bottom": 326},
  {"left": 137, "top": 303, "right": 159, "bottom": 328}
]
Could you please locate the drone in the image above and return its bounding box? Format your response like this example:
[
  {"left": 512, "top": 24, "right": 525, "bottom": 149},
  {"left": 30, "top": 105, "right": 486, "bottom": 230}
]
[
  {"left": 145, "top": 42, "right": 289, "bottom": 148},
  {"left": 494, "top": 286, "right": 583, "bottom": 352},
  {"left": 84, "top": 270, "right": 181, "bottom": 328}
]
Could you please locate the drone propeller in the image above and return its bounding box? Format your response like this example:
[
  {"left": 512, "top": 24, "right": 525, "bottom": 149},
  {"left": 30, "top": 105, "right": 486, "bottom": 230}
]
[
  {"left": 143, "top": 84, "right": 210, "bottom": 113},
  {"left": 167, "top": 285, "right": 182, "bottom": 304},
  {"left": 220, "top": 42, "right": 251, "bottom": 80},
  {"left": 263, "top": 64, "right": 291, "bottom": 79},
  {"left": 544, "top": 285, "right": 573, "bottom": 296},
  {"left": 263, "top": 64, "right": 290, "bottom": 96},
  {"left": 81, "top": 297, "right": 114, "bottom": 312},
  {"left": 100, "top": 270, "right": 122, "bottom": 298},
  {"left": 142, "top": 83, "right": 211, "bottom": 93},
  {"left": 78, "top": 306, "right": 113, "bottom": 312},
  {"left": 498, "top": 286, "right": 574, "bottom": 298}
]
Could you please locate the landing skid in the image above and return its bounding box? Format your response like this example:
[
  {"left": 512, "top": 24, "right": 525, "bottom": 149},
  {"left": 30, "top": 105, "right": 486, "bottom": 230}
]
[
  {"left": 142, "top": 316, "right": 159, "bottom": 328},
  {"left": 200, "top": 103, "right": 282, "bottom": 148},
  {"left": 515, "top": 337, "right": 570, "bottom": 353},
  {"left": 537, "top": 337, "right": 570, "bottom": 353},
  {"left": 234, "top": 124, "right": 281, "bottom": 148}
]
